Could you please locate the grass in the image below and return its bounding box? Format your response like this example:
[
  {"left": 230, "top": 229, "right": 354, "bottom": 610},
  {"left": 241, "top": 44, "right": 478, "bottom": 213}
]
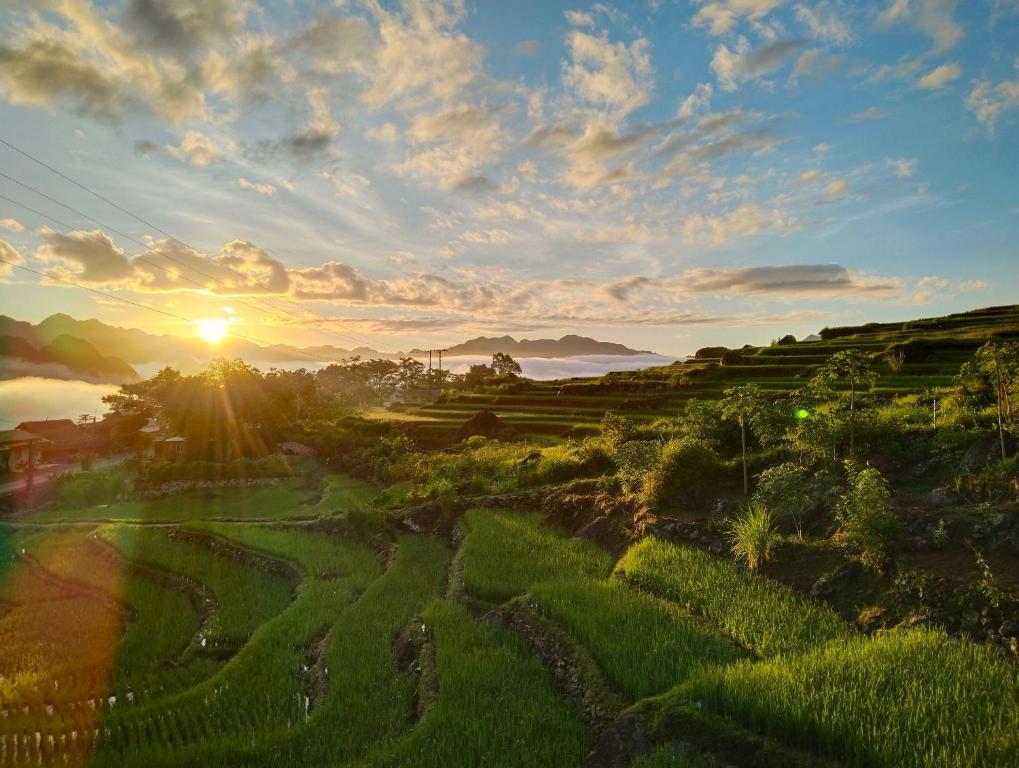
[
  {"left": 94, "top": 527, "right": 385, "bottom": 764},
  {"left": 528, "top": 578, "right": 743, "bottom": 700},
  {"left": 363, "top": 598, "right": 591, "bottom": 768},
  {"left": 461, "top": 508, "right": 614, "bottom": 603},
  {"left": 303, "top": 474, "right": 380, "bottom": 516},
  {"left": 24, "top": 480, "right": 317, "bottom": 523},
  {"left": 678, "top": 627, "right": 1019, "bottom": 767},
  {"left": 615, "top": 538, "right": 851, "bottom": 657},
  {"left": 100, "top": 525, "right": 294, "bottom": 648}
]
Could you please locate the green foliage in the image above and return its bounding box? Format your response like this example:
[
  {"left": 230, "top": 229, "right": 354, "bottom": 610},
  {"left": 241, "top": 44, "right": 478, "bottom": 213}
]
[
  {"left": 529, "top": 578, "right": 743, "bottom": 699},
  {"left": 367, "top": 599, "right": 590, "bottom": 768},
  {"left": 55, "top": 465, "right": 129, "bottom": 508},
  {"left": 681, "top": 628, "right": 1019, "bottom": 767},
  {"left": 726, "top": 502, "right": 779, "bottom": 572},
  {"left": 461, "top": 509, "right": 613, "bottom": 603},
  {"left": 616, "top": 538, "right": 851, "bottom": 657},
  {"left": 135, "top": 455, "right": 298, "bottom": 487},
  {"left": 753, "top": 462, "right": 813, "bottom": 536},
  {"left": 834, "top": 463, "right": 901, "bottom": 569},
  {"left": 639, "top": 438, "right": 721, "bottom": 512}
]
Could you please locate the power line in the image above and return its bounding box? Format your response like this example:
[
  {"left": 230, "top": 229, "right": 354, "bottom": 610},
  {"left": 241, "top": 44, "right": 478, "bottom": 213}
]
[{"left": 0, "top": 136, "right": 402, "bottom": 354}]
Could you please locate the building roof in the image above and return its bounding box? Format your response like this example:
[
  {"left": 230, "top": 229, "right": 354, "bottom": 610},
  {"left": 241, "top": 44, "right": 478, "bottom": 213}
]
[
  {"left": 0, "top": 429, "right": 50, "bottom": 446},
  {"left": 15, "top": 419, "right": 79, "bottom": 439}
]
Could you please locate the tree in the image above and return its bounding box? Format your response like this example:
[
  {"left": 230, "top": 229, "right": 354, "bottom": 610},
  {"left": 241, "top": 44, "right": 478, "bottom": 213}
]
[
  {"left": 491, "top": 352, "right": 522, "bottom": 378},
  {"left": 834, "top": 463, "right": 901, "bottom": 570},
  {"left": 813, "top": 349, "right": 877, "bottom": 455},
  {"left": 720, "top": 384, "right": 767, "bottom": 495},
  {"left": 464, "top": 363, "right": 495, "bottom": 389},
  {"left": 956, "top": 341, "right": 1018, "bottom": 460}
]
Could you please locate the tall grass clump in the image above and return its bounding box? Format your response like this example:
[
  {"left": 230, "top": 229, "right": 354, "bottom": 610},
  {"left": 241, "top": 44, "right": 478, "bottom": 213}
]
[
  {"left": 366, "top": 599, "right": 591, "bottom": 768},
  {"left": 529, "top": 578, "right": 743, "bottom": 699},
  {"left": 462, "top": 509, "right": 613, "bottom": 603},
  {"left": 681, "top": 627, "right": 1019, "bottom": 767},
  {"left": 726, "top": 502, "right": 778, "bottom": 572},
  {"left": 614, "top": 538, "right": 850, "bottom": 657}
]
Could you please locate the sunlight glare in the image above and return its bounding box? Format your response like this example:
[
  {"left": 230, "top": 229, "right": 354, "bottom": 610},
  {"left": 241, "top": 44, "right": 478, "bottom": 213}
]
[{"left": 197, "top": 318, "right": 228, "bottom": 344}]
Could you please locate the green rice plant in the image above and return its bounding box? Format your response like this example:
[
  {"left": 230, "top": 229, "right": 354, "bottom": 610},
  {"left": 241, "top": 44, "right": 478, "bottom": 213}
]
[
  {"left": 632, "top": 745, "right": 720, "bottom": 768},
  {"left": 364, "top": 598, "right": 591, "bottom": 768},
  {"left": 462, "top": 508, "right": 613, "bottom": 603},
  {"left": 528, "top": 578, "right": 743, "bottom": 699},
  {"left": 100, "top": 525, "right": 294, "bottom": 648},
  {"left": 680, "top": 627, "right": 1019, "bottom": 767},
  {"left": 93, "top": 528, "right": 386, "bottom": 764},
  {"left": 303, "top": 474, "right": 380, "bottom": 516},
  {"left": 726, "top": 502, "right": 778, "bottom": 572},
  {"left": 615, "top": 538, "right": 851, "bottom": 657}
]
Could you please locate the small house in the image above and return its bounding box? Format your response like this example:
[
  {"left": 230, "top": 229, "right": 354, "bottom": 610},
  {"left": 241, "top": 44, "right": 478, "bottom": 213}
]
[{"left": 0, "top": 429, "right": 49, "bottom": 472}]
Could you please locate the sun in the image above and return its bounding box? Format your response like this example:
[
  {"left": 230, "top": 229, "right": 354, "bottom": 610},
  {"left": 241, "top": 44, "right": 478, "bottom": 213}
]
[{"left": 196, "top": 318, "right": 228, "bottom": 344}]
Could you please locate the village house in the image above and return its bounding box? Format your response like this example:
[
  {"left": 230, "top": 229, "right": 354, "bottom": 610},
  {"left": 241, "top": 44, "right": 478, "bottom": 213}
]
[{"left": 0, "top": 429, "right": 49, "bottom": 473}]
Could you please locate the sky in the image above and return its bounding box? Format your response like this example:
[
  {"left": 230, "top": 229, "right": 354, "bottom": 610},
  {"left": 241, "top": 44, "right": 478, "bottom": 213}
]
[{"left": 0, "top": 0, "right": 1016, "bottom": 358}]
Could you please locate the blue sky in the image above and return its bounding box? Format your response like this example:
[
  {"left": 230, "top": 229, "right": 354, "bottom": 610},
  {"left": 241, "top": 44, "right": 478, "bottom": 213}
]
[{"left": 0, "top": 0, "right": 1016, "bottom": 356}]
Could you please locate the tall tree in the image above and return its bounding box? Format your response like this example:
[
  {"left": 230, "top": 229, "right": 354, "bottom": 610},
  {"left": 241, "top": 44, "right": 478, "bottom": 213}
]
[
  {"left": 813, "top": 349, "right": 877, "bottom": 455},
  {"left": 720, "top": 384, "right": 766, "bottom": 495},
  {"left": 491, "top": 352, "right": 522, "bottom": 378}
]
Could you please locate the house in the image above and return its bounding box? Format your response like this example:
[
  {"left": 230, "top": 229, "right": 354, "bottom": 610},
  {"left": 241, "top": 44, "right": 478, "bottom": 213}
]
[
  {"left": 0, "top": 429, "right": 49, "bottom": 472},
  {"left": 151, "top": 436, "right": 187, "bottom": 461},
  {"left": 15, "top": 419, "right": 88, "bottom": 462}
]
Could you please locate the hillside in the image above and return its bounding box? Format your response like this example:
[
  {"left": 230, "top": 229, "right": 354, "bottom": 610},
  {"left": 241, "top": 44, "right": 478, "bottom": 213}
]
[
  {"left": 0, "top": 332, "right": 139, "bottom": 383},
  {"left": 391, "top": 304, "right": 1019, "bottom": 444}
]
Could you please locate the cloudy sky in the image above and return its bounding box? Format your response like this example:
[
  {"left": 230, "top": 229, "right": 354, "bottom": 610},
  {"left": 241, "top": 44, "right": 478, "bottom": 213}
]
[{"left": 0, "top": 0, "right": 1016, "bottom": 356}]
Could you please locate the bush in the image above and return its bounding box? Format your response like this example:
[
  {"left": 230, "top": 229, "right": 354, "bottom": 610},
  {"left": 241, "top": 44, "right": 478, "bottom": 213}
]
[
  {"left": 753, "top": 462, "right": 812, "bottom": 536},
  {"left": 834, "top": 464, "right": 901, "bottom": 569},
  {"left": 726, "top": 503, "right": 778, "bottom": 572},
  {"left": 57, "top": 466, "right": 129, "bottom": 508},
  {"left": 640, "top": 438, "right": 721, "bottom": 513},
  {"left": 134, "top": 455, "right": 299, "bottom": 487}
]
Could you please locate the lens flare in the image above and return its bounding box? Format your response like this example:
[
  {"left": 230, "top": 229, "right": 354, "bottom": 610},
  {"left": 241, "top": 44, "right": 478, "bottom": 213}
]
[{"left": 796, "top": 408, "right": 810, "bottom": 420}]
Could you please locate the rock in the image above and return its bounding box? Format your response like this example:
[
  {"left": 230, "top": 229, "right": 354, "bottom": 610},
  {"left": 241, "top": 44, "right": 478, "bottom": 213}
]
[
  {"left": 999, "top": 620, "right": 1019, "bottom": 638},
  {"left": 810, "top": 561, "right": 862, "bottom": 598},
  {"left": 518, "top": 450, "right": 542, "bottom": 467},
  {"left": 927, "top": 487, "right": 954, "bottom": 507}
]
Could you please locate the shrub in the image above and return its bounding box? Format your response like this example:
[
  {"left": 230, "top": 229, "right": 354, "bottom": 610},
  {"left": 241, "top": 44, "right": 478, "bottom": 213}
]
[
  {"left": 726, "top": 503, "right": 779, "bottom": 572},
  {"left": 640, "top": 438, "right": 721, "bottom": 513},
  {"left": 753, "top": 462, "right": 812, "bottom": 537},
  {"left": 56, "top": 466, "right": 129, "bottom": 508},
  {"left": 834, "top": 464, "right": 901, "bottom": 569}
]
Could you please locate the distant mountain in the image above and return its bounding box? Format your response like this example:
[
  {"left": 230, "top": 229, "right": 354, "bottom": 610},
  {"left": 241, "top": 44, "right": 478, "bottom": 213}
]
[
  {"left": 0, "top": 315, "right": 653, "bottom": 375},
  {"left": 410, "top": 334, "right": 651, "bottom": 358},
  {"left": 0, "top": 332, "right": 139, "bottom": 384}
]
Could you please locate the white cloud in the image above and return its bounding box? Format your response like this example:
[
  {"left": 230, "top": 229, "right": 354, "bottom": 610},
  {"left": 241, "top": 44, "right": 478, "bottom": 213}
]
[
  {"left": 678, "top": 82, "right": 713, "bottom": 119},
  {"left": 847, "top": 106, "right": 884, "bottom": 121},
  {"left": 237, "top": 178, "right": 277, "bottom": 196},
  {"left": 824, "top": 178, "right": 849, "bottom": 195},
  {"left": 0, "top": 218, "right": 24, "bottom": 232},
  {"left": 795, "top": 2, "right": 853, "bottom": 44},
  {"left": 711, "top": 36, "right": 805, "bottom": 90},
  {"left": 168, "top": 131, "right": 221, "bottom": 166},
  {"left": 0, "top": 239, "right": 25, "bottom": 279},
  {"left": 692, "top": 1, "right": 786, "bottom": 36},
  {"left": 917, "top": 62, "right": 960, "bottom": 89},
  {"left": 562, "top": 30, "right": 653, "bottom": 116},
  {"left": 966, "top": 67, "right": 1019, "bottom": 135},
  {"left": 682, "top": 203, "right": 799, "bottom": 246},
  {"left": 877, "top": 0, "right": 963, "bottom": 52},
  {"left": 889, "top": 158, "right": 917, "bottom": 178},
  {"left": 462, "top": 228, "right": 515, "bottom": 244},
  {"left": 565, "top": 10, "right": 595, "bottom": 27}
]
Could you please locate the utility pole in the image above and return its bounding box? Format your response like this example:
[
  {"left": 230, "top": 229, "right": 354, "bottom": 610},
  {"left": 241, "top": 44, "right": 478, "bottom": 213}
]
[{"left": 424, "top": 349, "right": 448, "bottom": 400}]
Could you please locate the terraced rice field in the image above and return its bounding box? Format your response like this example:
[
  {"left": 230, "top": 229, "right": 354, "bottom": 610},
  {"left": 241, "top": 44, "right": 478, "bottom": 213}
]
[
  {"left": 380, "top": 305, "right": 1019, "bottom": 445},
  {"left": 1, "top": 473, "right": 1016, "bottom": 766}
]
